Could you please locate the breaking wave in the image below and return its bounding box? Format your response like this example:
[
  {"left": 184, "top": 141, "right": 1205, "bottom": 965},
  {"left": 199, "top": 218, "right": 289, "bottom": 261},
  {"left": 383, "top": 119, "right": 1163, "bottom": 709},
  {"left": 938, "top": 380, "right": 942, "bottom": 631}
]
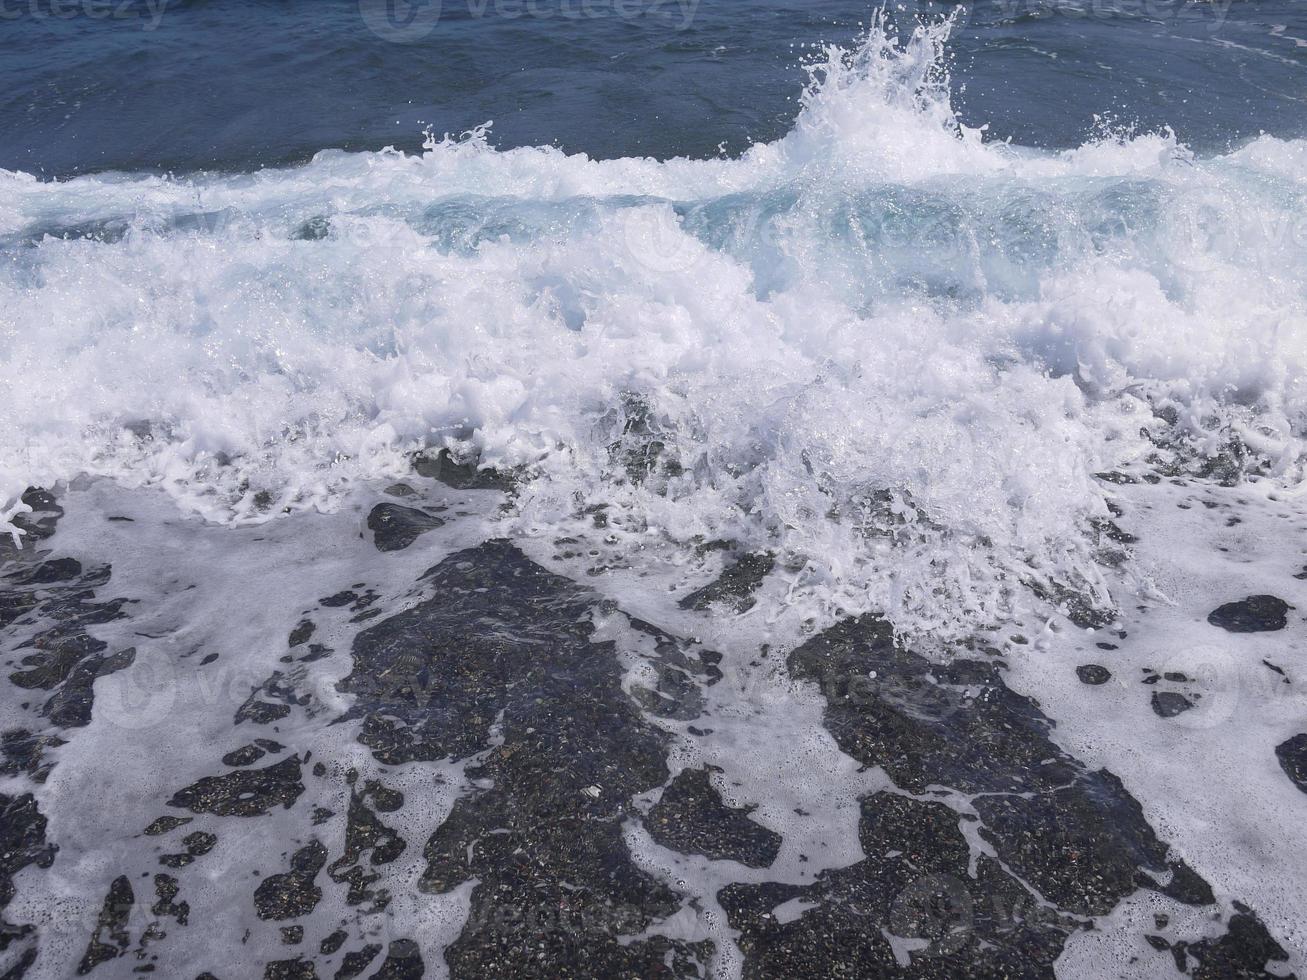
[{"left": 2, "top": 11, "right": 1305, "bottom": 635}]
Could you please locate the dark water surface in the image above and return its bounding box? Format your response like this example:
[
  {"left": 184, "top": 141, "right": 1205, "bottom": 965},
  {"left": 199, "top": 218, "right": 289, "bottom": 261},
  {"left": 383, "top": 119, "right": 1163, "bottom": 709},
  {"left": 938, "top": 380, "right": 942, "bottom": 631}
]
[{"left": 3, "top": 0, "right": 1307, "bottom": 176}]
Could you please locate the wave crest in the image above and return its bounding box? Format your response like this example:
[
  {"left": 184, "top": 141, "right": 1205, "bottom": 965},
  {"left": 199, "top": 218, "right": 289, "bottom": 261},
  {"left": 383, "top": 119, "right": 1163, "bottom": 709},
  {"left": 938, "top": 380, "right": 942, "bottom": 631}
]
[{"left": 2, "top": 12, "right": 1304, "bottom": 636}]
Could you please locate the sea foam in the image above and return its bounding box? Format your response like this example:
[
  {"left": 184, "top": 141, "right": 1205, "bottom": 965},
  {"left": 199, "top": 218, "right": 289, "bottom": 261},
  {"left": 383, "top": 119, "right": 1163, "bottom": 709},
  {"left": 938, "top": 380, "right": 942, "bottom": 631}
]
[{"left": 1, "top": 12, "right": 1304, "bottom": 636}]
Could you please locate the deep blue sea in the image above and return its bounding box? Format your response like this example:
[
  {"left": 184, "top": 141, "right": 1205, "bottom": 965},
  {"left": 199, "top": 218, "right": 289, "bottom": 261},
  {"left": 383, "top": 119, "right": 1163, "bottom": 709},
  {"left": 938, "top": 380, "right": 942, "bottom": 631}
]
[{"left": 3, "top": 0, "right": 1307, "bottom": 174}]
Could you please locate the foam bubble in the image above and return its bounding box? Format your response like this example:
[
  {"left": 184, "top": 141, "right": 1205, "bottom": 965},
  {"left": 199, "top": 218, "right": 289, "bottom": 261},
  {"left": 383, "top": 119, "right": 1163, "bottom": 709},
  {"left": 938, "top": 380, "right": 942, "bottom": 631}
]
[{"left": 1, "top": 12, "right": 1304, "bottom": 636}]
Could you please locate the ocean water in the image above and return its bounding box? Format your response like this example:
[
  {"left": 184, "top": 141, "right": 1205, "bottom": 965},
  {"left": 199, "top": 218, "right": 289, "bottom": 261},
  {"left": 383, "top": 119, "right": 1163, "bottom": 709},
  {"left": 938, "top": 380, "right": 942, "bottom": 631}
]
[
  {"left": 3, "top": 0, "right": 1307, "bottom": 175},
  {"left": 3, "top": 4, "right": 1307, "bottom": 978},
  {"left": 4, "top": 4, "right": 1307, "bottom": 636}
]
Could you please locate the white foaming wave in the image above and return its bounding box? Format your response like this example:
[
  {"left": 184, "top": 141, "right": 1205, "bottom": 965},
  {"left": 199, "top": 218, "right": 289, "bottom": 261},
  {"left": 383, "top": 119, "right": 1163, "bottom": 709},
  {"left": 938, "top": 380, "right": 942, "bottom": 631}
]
[{"left": 1, "top": 13, "right": 1305, "bottom": 636}]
